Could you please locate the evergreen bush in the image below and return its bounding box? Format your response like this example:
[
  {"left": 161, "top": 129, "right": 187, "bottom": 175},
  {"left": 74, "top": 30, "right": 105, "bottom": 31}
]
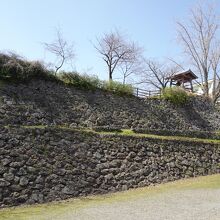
[{"left": 162, "top": 87, "right": 189, "bottom": 105}]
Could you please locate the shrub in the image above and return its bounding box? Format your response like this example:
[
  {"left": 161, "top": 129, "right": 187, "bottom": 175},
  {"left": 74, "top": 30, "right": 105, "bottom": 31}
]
[
  {"left": 102, "top": 80, "right": 133, "bottom": 96},
  {"left": 26, "top": 61, "right": 45, "bottom": 77},
  {"left": 0, "top": 53, "right": 55, "bottom": 81},
  {"left": 60, "top": 72, "right": 101, "bottom": 90},
  {"left": 162, "top": 87, "right": 189, "bottom": 105},
  {"left": 0, "top": 53, "right": 134, "bottom": 96},
  {"left": 60, "top": 72, "right": 134, "bottom": 96},
  {"left": 0, "top": 54, "right": 24, "bottom": 79}
]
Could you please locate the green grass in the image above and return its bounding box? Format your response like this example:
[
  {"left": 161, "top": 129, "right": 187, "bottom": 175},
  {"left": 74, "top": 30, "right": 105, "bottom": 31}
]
[
  {"left": 95, "top": 128, "right": 220, "bottom": 144},
  {"left": 121, "top": 129, "right": 220, "bottom": 144},
  {"left": 6, "top": 125, "right": 220, "bottom": 145},
  {"left": 22, "top": 125, "right": 48, "bottom": 129},
  {"left": 0, "top": 174, "right": 219, "bottom": 220}
]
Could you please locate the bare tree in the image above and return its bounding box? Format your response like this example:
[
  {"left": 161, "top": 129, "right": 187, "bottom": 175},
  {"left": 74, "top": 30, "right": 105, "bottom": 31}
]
[
  {"left": 177, "top": 2, "right": 220, "bottom": 101},
  {"left": 94, "top": 30, "right": 142, "bottom": 81},
  {"left": 119, "top": 47, "right": 144, "bottom": 84},
  {"left": 44, "top": 28, "right": 75, "bottom": 75},
  {"left": 210, "top": 42, "right": 220, "bottom": 102},
  {"left": 139, "top": 59, "right": 180, "bottom": 90},
  {"left": 119, "top": 59, "right": 140, "bottom": 85}
]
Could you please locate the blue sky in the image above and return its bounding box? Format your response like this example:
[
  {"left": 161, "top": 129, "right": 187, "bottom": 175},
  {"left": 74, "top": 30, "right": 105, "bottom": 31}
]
[{"left": 0, "top": 0, "right": 212, "bottom": 81}]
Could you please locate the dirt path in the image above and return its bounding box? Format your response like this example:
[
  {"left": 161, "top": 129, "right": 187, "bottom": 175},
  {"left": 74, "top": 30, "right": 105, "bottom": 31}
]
[
  {"left": 1, "top": 175, "right": 220, "bottom": 220},
  {"left": 58, "top": 189, "right": 220, "bottom": 220}
]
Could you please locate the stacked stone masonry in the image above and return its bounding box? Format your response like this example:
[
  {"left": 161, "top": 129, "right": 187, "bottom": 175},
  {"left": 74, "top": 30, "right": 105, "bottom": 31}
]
[
  {"left": 0, "top": 80, "right": 220, "bottom": 131},
  {"left": 0, "top": 127, "right": 219, "bottom": 207}
]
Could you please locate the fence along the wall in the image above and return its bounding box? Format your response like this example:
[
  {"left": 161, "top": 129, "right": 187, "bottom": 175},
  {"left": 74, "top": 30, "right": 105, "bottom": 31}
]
[{"left": 134, "top": 87, "right": 161, "bottom": 98}]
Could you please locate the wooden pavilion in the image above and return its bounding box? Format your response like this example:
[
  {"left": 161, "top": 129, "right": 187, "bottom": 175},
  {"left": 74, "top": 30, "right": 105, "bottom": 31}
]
[{"left": 168, "top": 69, "right": 198, "bottom": 92}]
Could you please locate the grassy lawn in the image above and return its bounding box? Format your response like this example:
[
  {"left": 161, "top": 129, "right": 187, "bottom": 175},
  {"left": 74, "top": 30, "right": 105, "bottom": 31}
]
[{"left": 0, "top": 174, "right": 220, "bottom": 220}]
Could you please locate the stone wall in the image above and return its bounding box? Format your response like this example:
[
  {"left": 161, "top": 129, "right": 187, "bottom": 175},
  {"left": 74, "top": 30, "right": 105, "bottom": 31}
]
[
  {"left": 0, "top": 127, "right": 219, "bottom": 207},
  {"left": 0, "top": 80, "right": 220, "bottom": 131}
]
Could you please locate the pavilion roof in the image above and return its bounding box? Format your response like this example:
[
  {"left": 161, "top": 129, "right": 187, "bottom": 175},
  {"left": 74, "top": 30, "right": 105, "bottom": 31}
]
[{"left": 168, "top": 69, "right": 198, "bottom": 82}]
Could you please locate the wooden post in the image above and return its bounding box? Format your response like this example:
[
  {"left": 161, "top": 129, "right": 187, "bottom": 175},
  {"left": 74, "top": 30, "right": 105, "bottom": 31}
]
[
  {"left": 149, "top": 91, "right": 151, "bottom": 97},
  {"left": 170, "top": 80, "right": 173, "bottom": 87},
  {"left": 136, "top": 88, "right": 139, "bottom": 97},
  {"left": 190, "top": 80, "right": 193, "bottom": 92}
]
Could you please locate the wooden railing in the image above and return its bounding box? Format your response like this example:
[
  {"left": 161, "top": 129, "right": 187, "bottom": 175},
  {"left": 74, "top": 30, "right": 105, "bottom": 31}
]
[{"left": 134, "top": 87, "right": 162, "bottom": 98}]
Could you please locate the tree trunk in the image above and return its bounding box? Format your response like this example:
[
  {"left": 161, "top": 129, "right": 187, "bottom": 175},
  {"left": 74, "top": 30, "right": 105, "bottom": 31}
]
[
  {"left": 203, "top": 69, "right": 209, "bottom": 97},
  {"left": 212, "top": 72, "right": 217, "bottom": 100},
  {"left": 108, "top": 65, "right": 113, "bottom": 81}
]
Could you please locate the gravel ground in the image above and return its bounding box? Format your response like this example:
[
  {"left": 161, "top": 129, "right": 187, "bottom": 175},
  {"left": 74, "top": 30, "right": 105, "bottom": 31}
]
[{"left": 60, "top": 189, "right": 220, "bottom": 220}]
